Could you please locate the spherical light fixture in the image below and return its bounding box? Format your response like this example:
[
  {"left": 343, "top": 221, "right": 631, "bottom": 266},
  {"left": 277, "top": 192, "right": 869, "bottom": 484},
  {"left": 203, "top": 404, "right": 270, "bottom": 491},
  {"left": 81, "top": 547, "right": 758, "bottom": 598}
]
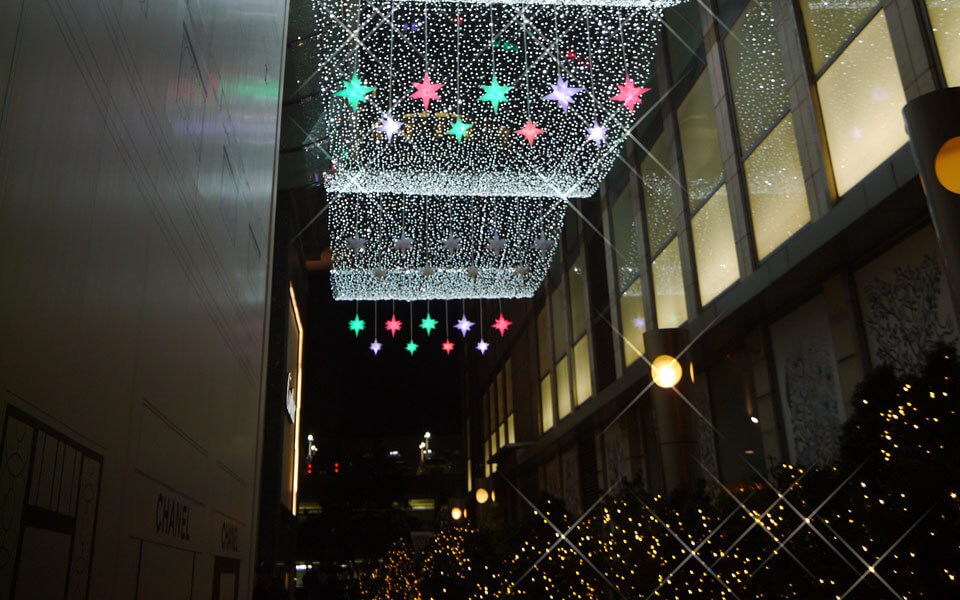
[
  {"left": 451, "top": 506, "right": 462, "bottom": 520},
  {"left": 475, "top": 487, "right": 489, "bottom": 504},
  {"left": 935, "top": 136, "right": 960, "bottom": 194},
  {"left": 651, "top": 355, "right": 682, "bottom": 389}
]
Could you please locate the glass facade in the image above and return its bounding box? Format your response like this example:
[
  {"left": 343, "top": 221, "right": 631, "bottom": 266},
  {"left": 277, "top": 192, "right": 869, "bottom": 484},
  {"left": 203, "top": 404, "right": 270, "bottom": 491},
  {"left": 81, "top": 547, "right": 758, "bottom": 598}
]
[
  {"left": 927, "top": 0, "right": 959, "bottom": 86},
  {"left": 612, "top": 185, "right": 643, "bottom": 291},
  {"left": 691, "top": 186, "right": 739, "bottom": 304},
  {"left": 799, "top": 0, "right": 880, "bottom": 73},
  {"left": 620, "top": 278, "right": 646, "bottom": 366},
  {"left": 652, "top": 239, "right": 687, "bottom": 329},
  {"left": 677, "top": 72, "right": 724, "bottom": 211},
  {"left": 573, "top": 335, "right": 592, "bottom": 405},
  {"left": 540, "top": 375, "right": 554, "bottom": 432},
  {"left": 641, "top": 135, "right": 676, "bottom": 256},
  {"left": 556, "top": 356, "right": 572, "bottom": 420}
]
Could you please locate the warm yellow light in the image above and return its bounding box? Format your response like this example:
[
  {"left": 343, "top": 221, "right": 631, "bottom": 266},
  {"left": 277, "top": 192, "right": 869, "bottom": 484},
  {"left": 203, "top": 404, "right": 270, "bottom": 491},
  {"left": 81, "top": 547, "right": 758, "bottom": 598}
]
[
  {"left": 475, "top": 487, "right": 489, "bottom": 504},
  {"left": 450, "top": 506, "right": 463, "bottom": 520},
  {"left": 491, "top": 490, "right": 496, "bottom": 503},
  {"left": 289, "top": 284, "right": 304, "bottom": 516},
  {"left": 936, "top": 136, "right": 960, "bottom": 194},
  {"left": 689, "top": 361, "right": 695, "bottom": 383},
  {"left": 651, "top": 355, "right": 682, "bottom": 388}
]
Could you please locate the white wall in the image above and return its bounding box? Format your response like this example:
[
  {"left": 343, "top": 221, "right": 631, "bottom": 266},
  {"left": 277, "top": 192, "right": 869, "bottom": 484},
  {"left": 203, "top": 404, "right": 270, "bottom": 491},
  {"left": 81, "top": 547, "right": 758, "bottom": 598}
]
[{"left": 0, "top": 0, "right": 287, "bottom": 597}]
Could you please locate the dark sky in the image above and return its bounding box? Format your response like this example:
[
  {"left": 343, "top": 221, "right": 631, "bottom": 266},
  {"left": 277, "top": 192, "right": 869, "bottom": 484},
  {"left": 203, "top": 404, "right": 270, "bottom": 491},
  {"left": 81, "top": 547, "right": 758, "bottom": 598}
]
[{"left": 300, "top": 270, "right": 463, "bottom": 445}]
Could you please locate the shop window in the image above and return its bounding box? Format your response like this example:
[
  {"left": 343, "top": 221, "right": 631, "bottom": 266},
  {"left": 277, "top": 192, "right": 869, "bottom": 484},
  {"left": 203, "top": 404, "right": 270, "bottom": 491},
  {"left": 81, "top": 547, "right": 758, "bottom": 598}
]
[
  {"left": 744, "top": 115, "right": 810, "bottom": 259},
  {"left": 815, "top": 11, "right": 907, "bottom": 196},
  {"left": 619, "top": 278, "right": 647, "bottom": 366},
  {"left": 799, "top": 0, "right": 880, "bottom": 73},
  {"left": 641, "top": 135, "right": 676, "bottom": 256},
  {"left": 691, "top": 186, "right": 739, "bottom": 304},
  {"left": 652, "top": 239, "right": 688, "bottom": 328},
  {"left": 677, "top": 72, "right": 724, "bottom": 211},
  {"left": 926, "top": 0, "right": 959, "bottom": 86}
]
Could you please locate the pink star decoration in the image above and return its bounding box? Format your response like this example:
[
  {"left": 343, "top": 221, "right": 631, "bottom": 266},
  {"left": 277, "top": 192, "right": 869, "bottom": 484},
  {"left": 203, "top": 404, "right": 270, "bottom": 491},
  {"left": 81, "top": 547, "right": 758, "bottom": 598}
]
[
  {"left": 385, "top": 314, "right": 403, "bottom": 338},
  {"left": 410, "top": 72, "right": 444, "bottom": 111},
  {"left": 442, "top": 340, "right": 455, "bottom": 355},
  {"left": 369, "top": 339, "right": 383, "bottom": 355},
  {"left": 514, "top": 120, "right": 544, "bottom": 146},
  {"left": 609, "top": 75, "right": 651, "bottom": 114},
  {"left": 476, "top": 339, "right": 490, "bottom": 354},
  {"left": 491, "top": 313, "right": 512, "bottom": 336}
]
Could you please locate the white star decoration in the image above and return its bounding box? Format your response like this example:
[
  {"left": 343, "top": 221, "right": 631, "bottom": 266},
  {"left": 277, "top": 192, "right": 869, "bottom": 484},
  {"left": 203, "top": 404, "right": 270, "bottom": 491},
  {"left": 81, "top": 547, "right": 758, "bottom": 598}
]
[
  {"left": 513, "top": 265, "right": 530, "bottom": 276},
  {"left": 420, "top": 265, "right": 436, "bottom": 276},
  {"left": 347, "top": 235, "right": 367, "bottom": 252},
  {"left": 476, "top": 339, "right": 490, "bottom": 354},
  {"left": 394, "top": 233, "right": 413, "bottom": 253},
  {"left": 378, "top": 115, "right": 404, "bottom": 142},
  {"left": 486, "top": 234, "right": 506, "bottom": 253},
  {"left": 534, "top": 235, "right": 556, "bottom": 256},
  {"left": 373, "top": 268, "right": 388, "bottom": 278},
  {"left": 466, "top": 266, "right": 479, "bottom": 279},
  {"left": 443, "top": 235, "right": 462, "bottom": 255},
  {"left": 587, "top": 121, "right": 608, "bottom": 146}
]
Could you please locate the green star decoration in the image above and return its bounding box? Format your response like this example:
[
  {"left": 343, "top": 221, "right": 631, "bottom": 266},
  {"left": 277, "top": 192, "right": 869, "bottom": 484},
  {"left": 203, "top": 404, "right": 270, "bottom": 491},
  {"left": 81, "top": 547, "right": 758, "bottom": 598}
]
[
  {"left": 447, "top": 117, "right": 472, "bottom": 143},
  {"left": 478, "top": 75, "right": 512, "bottom": 114},
  {"left": 419, "top": 313, "right": 438, "bottom": 335},
  {"left": 348, "top": 314, "right": 366, "bottom": 337},
  {"left": 405, "top": 340, "right": 419, "bottom": 355},
  {"left": 334, "top": 73, "right": 375, "bottom": 111}
]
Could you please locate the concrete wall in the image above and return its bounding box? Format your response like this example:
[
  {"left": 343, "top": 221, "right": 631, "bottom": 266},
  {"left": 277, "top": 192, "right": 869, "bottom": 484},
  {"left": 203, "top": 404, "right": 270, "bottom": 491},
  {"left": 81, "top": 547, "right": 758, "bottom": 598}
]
[{"left": 0, "top": 0, "right": 287, "bottom": 597}]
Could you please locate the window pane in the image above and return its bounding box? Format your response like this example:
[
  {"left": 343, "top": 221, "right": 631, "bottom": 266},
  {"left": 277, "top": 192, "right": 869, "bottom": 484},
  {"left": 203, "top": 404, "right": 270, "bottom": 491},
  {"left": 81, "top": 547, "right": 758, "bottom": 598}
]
[
  {"left": 816, "top": 12, "right": 907, "bottom": 196},
  {"left": 569, "top": 257, "right": 589, "bottom": 339},
  {"left": 692, "top": 186, "right": 740, "bottom": 305},
  {"left": 551, "top": 285, "right": 568, "bottom": 359},
  {"left": 678, "top": 72, "right": 724, "bottom": 211},
  {"left": 612, "top": 186, "right": 643, "bottom": 291},
  {"left": 556, "top": 357, "right": 572, "bottom": 420},
  {"left": 725, "top": 0, "right": 790, "bottom": 150},
  {"left": 745, "top": 115, "right": 810, "bottom": 259},
  {"left": 498, "top": 424, "right": 506, "bottom": 448},
  {"left": 664, "top": 2, "right": 705, "bottom": 79},
  {"left": 507, "top": 414, "right": 515, "bottom": 444},
  {"left": 484, "top": 440, "right": 490, "bottom": 476},
  {"left": 573, "top": 335, "right": 593, "bottom": 406},
  {"left": 800, "top": 0, "right": 879, "bottom": 73},
  {"left": 505, "top": 358, "right": 514, "bottom": 413},
  {"left": 619, "top": 278, "right": 647, "bottom": 366},
  {"left": 652, "top": 239, "right": 688, "bottom": 328},
  {"left": 641, "top": 135, "right": 676, "bottom": 256},
  {"left": 926, "top": 0, "right": 960, "bottom": 86},
  {"left": 497, "top": 371, "right": 506, "bottom": 420},
  {"left": 540, "top": 375, "right": 554, "bottom": 432},
  {"left": 538, "top": 307, "right": 550, "bottom": 376}
]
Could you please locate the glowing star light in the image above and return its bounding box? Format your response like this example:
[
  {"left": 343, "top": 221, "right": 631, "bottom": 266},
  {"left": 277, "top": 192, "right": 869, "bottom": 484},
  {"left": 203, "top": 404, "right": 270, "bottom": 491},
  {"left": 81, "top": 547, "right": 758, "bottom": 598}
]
[
  {"left": 476, "top": 339, "right": 490, "bottom": 354},
  {"left": 405, "top": 340, "right": 419, "bottom": 355},
  {"left": 447, "top": 118, "right": 472, "bottom": 143},
  {"left": 479, "top": 74, "right": 512, "bottom": 113},
  {"left": 419, "top": 313, "right": 438, "bottom": 334},
  {"left": 486, "top": 234, "right": 505, "bottom": 253},
  {"left": 454, "top": 315, "right": 474, "bottom": 336},
  {"left": 385, "top": 314, "right": 403, "bottom": 337},
  {"left": 348, "top": 314, "right": 366, "bottom": 336},
  {"left": 442, "top": 235, "right": 462, "bottom": 254},
  {"left": 394, "top": 233, "right": 413, "bottom": 253},
  {"left": 542, "top": 77, "right": 582, "bottom": 112},
  {"left": 609, "top": 75, "right": 651, "bottom": 114},
  {"left": 378, "top": 115, "right": 404, "bottom": 142},
  {"left": 442, "top": 339, "right": 455, "bottom": 355},
  {"left": 514, "top": 120, "right": 544, "bottom": 146},
  {"left": 347, "top": 235, "right": 367, "bottom": 252},
  {"left": 410, "top": 72, "right": 443, "bottom": 111},
  {"left": 587, "top": 121, "right": 608, "bottom": 146},
  {"left": 491, "top": 313, "right": 512, "bottom": 336},
  {"left": 369, "top": 339, "right": 382, "bottom": 355},
  {"left": 334, "top": 73, "right": 375, "bottom": 111}
]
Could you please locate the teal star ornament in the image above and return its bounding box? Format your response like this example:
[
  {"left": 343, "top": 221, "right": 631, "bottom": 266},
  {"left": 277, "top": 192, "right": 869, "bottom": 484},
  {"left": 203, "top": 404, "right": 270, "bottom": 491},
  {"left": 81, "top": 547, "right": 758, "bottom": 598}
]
[
  {"left": 419, "top": 313, "right": 438, "bottom": 335},
  {"left": 447, "top": 117, "right": 472, "bottom": 143},
  {"left": 405, "top": 340, "right": 419, "bottom": 355},
  {"left": 348, "top": 314, "right": 366, "bottom": 337},
  {"left": 334, "top": 73, "right": 375, "bottom": 111},
  {"left": 478, "top": 75, "right": 513, "bottom": 114}
]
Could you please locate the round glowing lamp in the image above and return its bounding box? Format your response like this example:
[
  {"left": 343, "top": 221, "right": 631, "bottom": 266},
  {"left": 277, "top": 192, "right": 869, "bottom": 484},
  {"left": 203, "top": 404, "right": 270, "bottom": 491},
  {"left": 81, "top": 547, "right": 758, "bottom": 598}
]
[
  {"left": 475, "top": 487, "right": 489, "bottom": 504},
  {"left": 651, "top": 355, "right": 682, "bottom": 388},
  {"left": 451, "top": 506, "right": 462, "bottom": 520},
  {"left": 935, "top": 136, "right": 960, "bottom": 194}
]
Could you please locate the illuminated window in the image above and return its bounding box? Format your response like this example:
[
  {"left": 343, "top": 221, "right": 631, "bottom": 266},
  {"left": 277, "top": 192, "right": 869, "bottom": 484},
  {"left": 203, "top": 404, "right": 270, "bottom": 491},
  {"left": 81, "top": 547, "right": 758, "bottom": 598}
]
[
  {"left": 551, "top": 285, "right": 568, "bottom": 359},
  {"left": 484, "top": 440, "right": 490, "bottom": 476},
  {"left": 744, "top": 115, "right": 810, "bottom": 259},
  {"left": 799, "top": 0, "right": 880, "bottom": 73},
  {"left": 816, "top": 11, "right": 907, "bottom": 196},
  {"left": 573, "top": 335, "right": 593, "bottom": 406},
  {"left": 665, "top": 1, "right": 705, "bottom": 79},
  {"left": 556, "top": 357, "right": 572, "bottom": 420},
  {"left": 569, "top": 257, "right": 589, "bottom": 340},
  {"left": 540, "top": 375, "right": 554, "bottom": 432},
  {"left": 691, "top": 186, "right": 739, "bottom": 304},
  {"left": 619, "top": 278, "right": 646, "bottom": 366},
  {"left": 507, "top": 415, "right": 515, "bottom": 444},
  {"left": 652, "top": 239, "right": 687, "bottom": 328},
  {"left": 641, "top": 135, "right": 676, "bottom": 256},
  {"left": 725, "top": 0, "right": 789, "bottom": 150},
  {"left": 611, "top": 185, "right": 643, "bottom": 291},
  {"left": 537, "top": 307, "right": 550, "bottom": 376},
  {"left": 926, "top": 0, "right": 960, "bottom": 86},
  {"left": 677, "top": 72, "right": 724, "bottom": 211}
]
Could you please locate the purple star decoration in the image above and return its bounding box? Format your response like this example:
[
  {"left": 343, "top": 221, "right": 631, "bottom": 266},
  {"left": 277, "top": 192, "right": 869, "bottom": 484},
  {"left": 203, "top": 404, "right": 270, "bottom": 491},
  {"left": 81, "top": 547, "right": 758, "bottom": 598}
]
[
  {"left": 587, "top": 121, "right": 608, "bottom": 147},
  {"left": 370, "top": 339, "right": 383, "bottom": 355},
  {"left": 378, "top": 115, "right": 404, "bottom": 142},
  {"left": 543, "top": 77, "right": 582, "bottom": 113},
  {"left": 454, "top": 315, "right": 474, "bottom": 337},
  {"left": 476, "top": 339, "right": 490, "bottom": 355}
]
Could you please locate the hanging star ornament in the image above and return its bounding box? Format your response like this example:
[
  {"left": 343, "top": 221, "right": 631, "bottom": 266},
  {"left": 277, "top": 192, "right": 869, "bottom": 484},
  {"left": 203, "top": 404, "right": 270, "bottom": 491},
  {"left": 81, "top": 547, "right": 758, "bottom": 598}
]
[
  {"left": 447, "top": 117, "right": 472, "bottom": 143},
  {"left": 486, "top": 234, "right": 505, "bottom": 253},
  {"left": 466, "top": 266, "right": 480, "bottom": 279},
  {"left": 334, "top": 73, "right": 375, "bottom": 111},
  {"left": 394, "top": 233, "right": 413, "bottom": 253},
  {"left": 378, "top": 115, "right": 404, "bottom": 142},
  {"left": 609, "top": 75, "right": 651, "bottom": 114},
  {"left": 543, "top": 76, "right": 582, "bottom": 112},
  {"left": 405, "top": 340, "right": 419, "bottom": 355},
  {"left": 419, "top": 313, "right": 438, "bottom": 335},
  {"left": 442, "top": 235, "right": 462, "bottom": 255},
  {"left": 476, "top": 339, "right": 490, "bottom": 355},
  {"left": 491, "top": 313, "right": 512, "bottom": 336},
  {"left": 385, "top": 314, "right": 403, "bottom": 337},
  {"left": 410, "top": 72, "right": 443, "bottom": 111},
  {"left": 442, "top": 339, "right": 455, "bottom": 355},
  {"left": 478, "top": 74, "right": 512, "bottom": 113},
  {"left": 347, "top": 235, "right": 367, "bottom": 252},
  {"left": 348, "top": 314, "right": 366, "bottom": 337},
  {"left": 514, "top": 120, "right": 544, "bottom": 146},
  {"left": 534, "top": 235, "right": 556, "bottom": 256},
  {"left": 369, "top": 339, "right": 382, "bottom": 355},
  {"left": 587, "top": 121, "right": 608, "bottom": 146},
  {"left": 454, "top": 315, "right": 474, "bottom": 336}
]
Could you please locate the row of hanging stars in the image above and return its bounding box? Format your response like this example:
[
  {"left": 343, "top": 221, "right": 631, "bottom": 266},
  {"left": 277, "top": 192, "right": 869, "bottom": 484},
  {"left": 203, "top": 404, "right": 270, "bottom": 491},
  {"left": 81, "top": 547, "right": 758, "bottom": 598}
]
[
  {"left": 335, "top": 71, "right": 650, "bottom": 146},
  {"left": 345, "top": 231, "right": 556, "bottom": 261},
  {"left": 349, "top": 309, "right": 512, "bottom": 356}
]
